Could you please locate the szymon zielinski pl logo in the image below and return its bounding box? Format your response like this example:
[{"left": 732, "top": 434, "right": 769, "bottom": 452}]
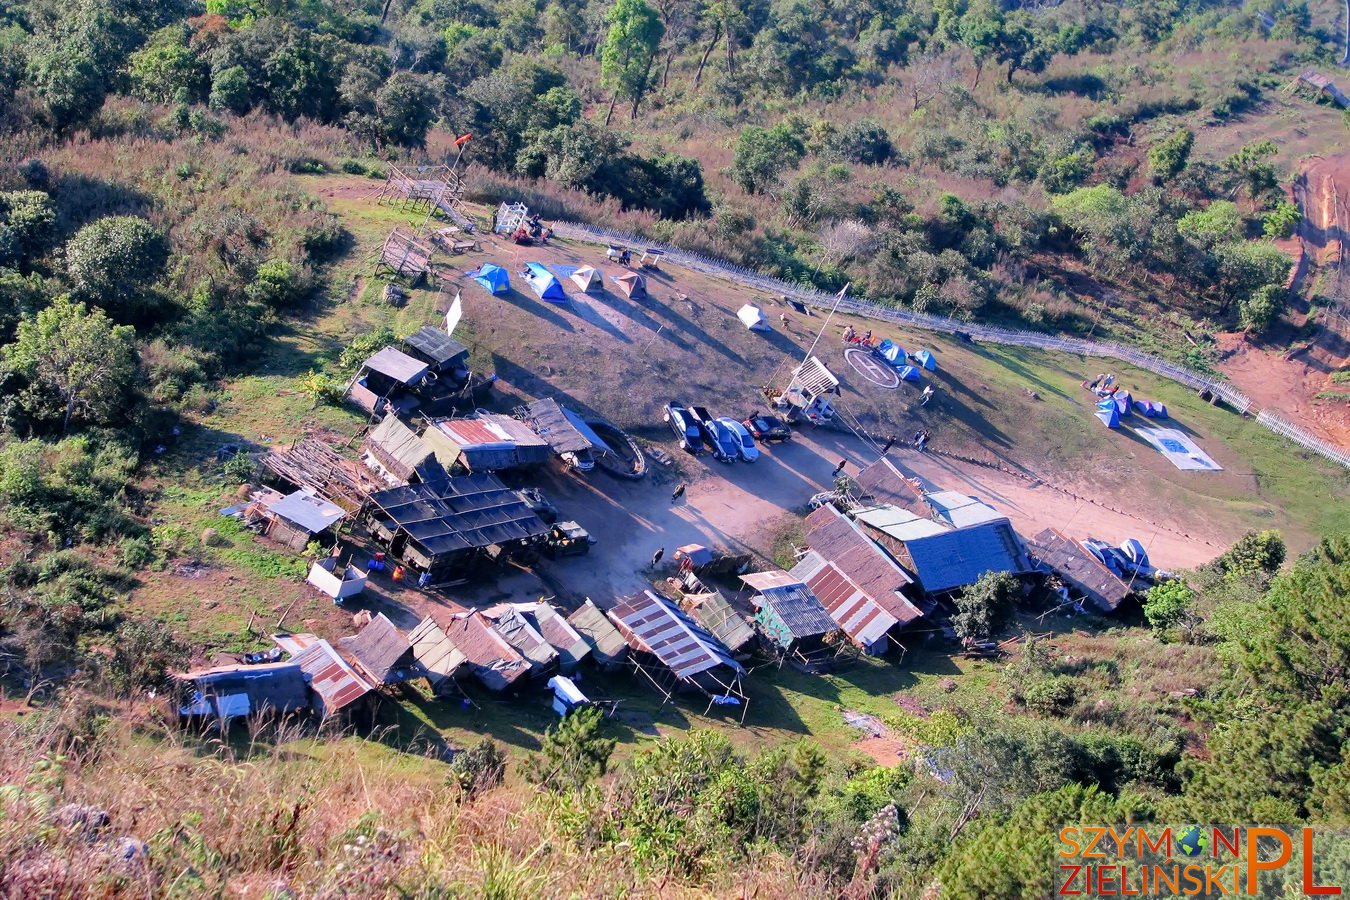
[{"left": 1057, "top": 825, "right": 1348, "bottom": 896}]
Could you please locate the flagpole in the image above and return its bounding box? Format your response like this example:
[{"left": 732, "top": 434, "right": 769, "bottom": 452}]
[{"left": 801, "top": 283, "right": 850, "bottom": 370}]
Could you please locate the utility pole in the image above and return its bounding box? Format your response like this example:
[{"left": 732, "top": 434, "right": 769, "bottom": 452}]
[{"left": 799, "top": 283, "right": 850, "bottom": 375}]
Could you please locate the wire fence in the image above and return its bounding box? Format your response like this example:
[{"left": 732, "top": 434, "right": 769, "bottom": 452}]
[{"left": 553, "top": 220, "right": 1350, "bottom": 471}]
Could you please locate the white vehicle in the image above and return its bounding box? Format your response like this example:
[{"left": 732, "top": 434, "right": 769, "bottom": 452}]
[{"left": 718, "top": 417, "right": 759, "bottom": 462}]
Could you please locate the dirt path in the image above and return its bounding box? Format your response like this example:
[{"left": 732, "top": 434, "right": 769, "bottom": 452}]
[{"left": 472, "top": 426, "right": 1227, "bottom": 607}]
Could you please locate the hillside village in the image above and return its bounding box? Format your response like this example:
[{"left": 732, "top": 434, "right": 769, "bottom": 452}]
[{"left": 2, "top": 0, "right": 1350, "bottom": 895}]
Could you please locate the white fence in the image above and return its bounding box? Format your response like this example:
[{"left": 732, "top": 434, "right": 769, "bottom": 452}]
[{"left": 553, "top": 220, "right": 1350, "bottom": 471}]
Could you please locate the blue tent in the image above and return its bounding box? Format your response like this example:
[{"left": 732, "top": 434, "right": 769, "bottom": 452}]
[
  {"left": 898, "top": 365, "right": 922, "bottom": 382},
  {"left": 1134, "top": 399, "right": 1168, "bottom": 418},
  {"left": 1095, "top": 398, "right": 1120, "bottom": 428},
  {"left": 524, "top": 262, "right": 567, "bottom": 303},
  {"left": 876, "top": 339, "right": 907, "bottom": 367},
  {"left": 1114, "top": 391, "right": 1133, "bottom": 417},
  {"left": 914, "top": 349, "right": 937, "bottom": 371},
  {"left": 473, "top": 264, "right": 510, "bottom": 295}
]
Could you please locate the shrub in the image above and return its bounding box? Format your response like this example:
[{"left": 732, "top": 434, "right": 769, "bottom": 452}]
[
  {"left": 1262, "top": 200, "right": 1300, "bottom": 239},
  {"left": 448, "top": 739, "right": 506, "bottom": 796},
  {"left": 1143, "top": 579, "right": 1197, "bottom": 631},
  {"left": 64, "top": 216, "right": 169, "bottom": 320},
  {"left": 952, "top": 572, "right": 1021, "bottom": 642},
  {"left": 524, "top": 706, "right": 616, "bottom": 792},
  {"left": 824, "top": 118, "right": 893, "bottom": 165}
]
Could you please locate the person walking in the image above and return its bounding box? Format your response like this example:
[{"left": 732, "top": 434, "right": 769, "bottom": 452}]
[
  {"left": 832, "top": 459, "right": 847, "bottom": 477},
  {"left": 916, "top": 430, "right": 930, "bottom": 453},
  {"left": 651, "top": 547, "right": 665, "bottom": 567},
  {"left": 920, "top": 384, "right": 935, "bottom": 405},
  {"left": 882, "top": 434, "right": 897, "bottom": 454},
  {"left": 671, "top": 482, "right": 687, "bottom": 503}
]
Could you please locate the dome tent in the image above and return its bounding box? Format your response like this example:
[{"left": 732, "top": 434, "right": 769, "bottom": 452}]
[
  {"left": 473, "top": 264, "right": 510, "bottom": 295},
  {"left": 570, "top": 265, "right": 601, "bottom": 292},
  {"left": 524, "top": 262, "right": 567, "bottom": 303},
  {"left": 914, "top": 349, "right": 937, "bottom": 371},
  {"left": 737, "top": 304, "right": 769, "bottom": 330}
]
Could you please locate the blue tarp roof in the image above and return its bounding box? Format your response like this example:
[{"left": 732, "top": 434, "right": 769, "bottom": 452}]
[
  {"left": 524, "top": 262, "right": 567, "bottom": 302},
  {"left": 473, "top": 264, "right": 510, "bottom": 295},
  {"left": 915, "top": 349, "right": 936, "bottom": 371},
  {"left": 903, "top": 523, "right": 1028, "bottom": 594}
]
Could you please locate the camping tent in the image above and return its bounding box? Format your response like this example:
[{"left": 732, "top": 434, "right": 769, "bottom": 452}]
[
  {"left": 1113, "top": 391, "right": 1133, "bottom": 416},
  {"left": 570, "top": 265, "right": 601, "bottom": 292},
  {"left": 1095, "top": 398, "right": 1120, "bottom": 428},
  {"left": 524, "top": 262, "right": 567, "bottom": 302},
  {"left": 898, "top": 365, "right": 921, "bottom": 382},
  {"left": 877, "top": 340, "right": 906, "bottom": 367},
  {"left": 1134, "top": 399, "right": 1168, "bottom": 418},
  {"left": 915, "top": 349, "right": 937, "bottom": 371},
  {"left": 737, "top": 305, "right": 769, "bottom": 330},
  {"left": 473, "top": 264, "right": 510, "bottom": 295},
  {"left": 613, "top": 272, "right": 647, "bottom": 300}
]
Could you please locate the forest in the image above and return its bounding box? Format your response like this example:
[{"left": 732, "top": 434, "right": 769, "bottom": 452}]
[{"left": 0, "top": 0, "right": 1348, "bottom": 895}]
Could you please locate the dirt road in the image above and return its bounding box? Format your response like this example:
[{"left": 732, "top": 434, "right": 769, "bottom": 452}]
[{"left": 518, "top": 426, "right": 1225, "bottom": 604}]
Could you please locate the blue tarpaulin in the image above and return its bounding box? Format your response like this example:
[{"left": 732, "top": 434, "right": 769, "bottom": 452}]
[
  {"left": 473, "top": 264, "right": 510, "bottom": 295},
  {"left": 915, "top": 349, "right": 937, "bottom": 371},
  {"left": 524, "top": 262, "right": 567, "bottom": 303}
]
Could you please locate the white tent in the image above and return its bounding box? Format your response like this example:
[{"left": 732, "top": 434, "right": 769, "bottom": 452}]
[
  {"left": 570, "top": 265, "right": 601, "bottom": 292},
  {"left": 737, "top": 304, "right": 769, "bottom": 331}
]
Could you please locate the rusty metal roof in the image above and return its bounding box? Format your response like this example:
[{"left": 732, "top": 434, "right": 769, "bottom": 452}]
[
  {"left": 608, "top": 591, "right": 744, "bottom": 681},
  {"left": 1026, "top": 528, "right": 1133, "bottom": 613},
  {"left": 338, "top": 613, "right": 415, "bottom": 684},
  {"left": 288, "top": 639, "right": 375, "bottom": 715},
  {"left": 804, "top": 504, "right": 922, "bottom": 625},
  {"left": 442, "top": 612, "right": 532, "bottom": 689},
  {"left": 792, "top": 551, "right": 899, "bottom": 648}
]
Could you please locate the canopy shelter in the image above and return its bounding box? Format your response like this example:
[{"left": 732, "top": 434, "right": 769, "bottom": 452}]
[
  {"left": 362, "top": 474, "right": 550, "bottom": 583},
  {"left": 737, "top": 304, "right": 769, "bottom": 331},
  {"left": 1095, "top": 398, "right": 1120, "bottom": 429},
  {"left": 612, "top": 271, "right": 647, "bottom": 300},
  {"left": 570, "top": 265, "right": 601, "bottom": 292},
  {"left": 472, "top": 264, "right": 510, "bottom": 295},
  {"left": 608, "top": 590, "right": 747, "bottom": 718},
  {"left": 914, "top": 349, "right": 937, "bottom": 371}
]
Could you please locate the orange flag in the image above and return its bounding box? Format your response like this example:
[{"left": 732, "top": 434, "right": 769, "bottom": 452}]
[{"left": 454, "top": 133, "right": 473, "bottom": 147}]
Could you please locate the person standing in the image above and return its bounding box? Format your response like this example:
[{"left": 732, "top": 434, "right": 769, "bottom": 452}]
[
  {"left": 882, "top": 434, "right": 897, "bottom": 454},
  {"left": 832, "top": 459, "right": 847, "bottom": 477},
  {"left": 671, "top": 482, "right": 687, "bottom": 503},
  {"left": 651, "top": 547, "right": 665, "bottom": 567}
]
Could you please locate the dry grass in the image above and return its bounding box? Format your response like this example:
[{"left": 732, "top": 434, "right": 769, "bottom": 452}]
[{"left": 0, "top": 706, "right": 819, "bottom": 898}]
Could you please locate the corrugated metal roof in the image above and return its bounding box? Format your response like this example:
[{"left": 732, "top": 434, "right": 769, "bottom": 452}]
[
  {"left": 432, "top": 418, "right": 521, "bottom": 449},
  {"left": 364, "top": 346, "right": 428, "bottom": 384},
  {"left": 682, "top": 590, "right": 756, "bottom": 652},
  {"left": 923, "top": 491, "right": 1008, "bottom": 528},
  {"left": 1026, "top": 528, "right": 1133, "bottom": 613},
  {"left": 608, "top": 591, "right": 744, "bottom": 681},
  {"left": 791, "top": 552, "right": 899, "bottom": 647},
  {"left": 403, "top": 326, "right": 468, "bottom": 367},
  {"left": 366, "top": 474, "right": 549, "bottom": 557},
  {"left": 804, "top": 504, "right": 923, "bottom": 625},
  {"left": 481, "top": 604, "right": 559, "bottom": 669},
  {"left": 338, "top": 613, "right": 415, "bottom": 684},
  {"left": 567, "top": 600, "right": 629, "bottom": 663},
  {"left": 175, "top": 662, "right": 311, "bottom": 715},
  {"left": 791, "top": 356, "right": 839, "bottom": 394},
  {"left": 267, "top": 488, "right": 346, "bottom": 533},
  {"left": 407, "top": 617, "right": 467, "bottom": 684},
  {"left": 496, "top": 602, "right": 591, "bottom": 668},
  {"left": 442, "top": 612, "right": 532, "bottom": 689},
  {"left": 739, "top": 570, "right": 801, "bottom": 592},
  {"left": 854, "top": 458, "right": 928, "bottom": 515},
  {"left": 902, "top": 524, "right": 1029, "bottom": 594},
  {"left": 854, "top": 504, "right": 949, "bottom": 540},
  {"left": 289, "top": 640, "right": 375, "bottom": 714},
  {"left": 523, "top": 399, "right": 609, "bottom": 455},
  {"left": 754, "top": 583, "right": 838, "bottom": 639}
]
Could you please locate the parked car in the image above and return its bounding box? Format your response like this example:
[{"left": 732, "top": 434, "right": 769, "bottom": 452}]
[
  {"left": 743, "top": 412, "right": 791, "bottom": 442},
  {"left": 543, "top": 521, "right": 595, "bottom": 557},
  {"left": 689, "top": 406, "right": 736, "bottom": 461},
  {"left": 663, "top": 402, "right": 703, "bottom": 454},
  {"left": 718, "top": 417, "right": 759, "bottom": 462}
]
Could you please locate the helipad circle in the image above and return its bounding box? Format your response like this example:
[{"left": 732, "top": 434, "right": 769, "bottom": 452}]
[{"left": 844, "top": 347, "right": 900, "bottom": 389}]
